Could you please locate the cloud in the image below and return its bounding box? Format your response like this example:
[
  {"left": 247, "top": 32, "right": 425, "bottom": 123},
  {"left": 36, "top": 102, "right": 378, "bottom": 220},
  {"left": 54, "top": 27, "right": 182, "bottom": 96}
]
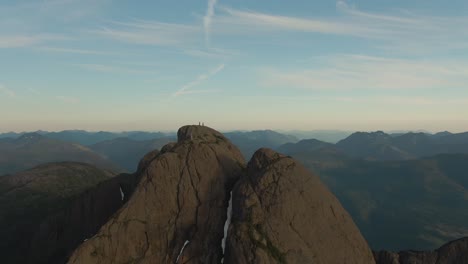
[
  {"left": 215, "top": 7, "right": 371, "bottom": 37},
  {"left": 36, "top": 46, "right": 113, "bottom": 55},
  {"left": 0, "top": 35, "right": 66, "bottom": 48},
  {"left": 75, "top": 63, "right": 156, "bottom": 74},
  {"left": 91, "top": 20, "right": 200, "bottom": 46},
  {"left": 55, "top": 95, "right": 79, "bottom": 104},
  {"left": 174, "top": 64, "right": 225, "bottom": 96},
  {"left": 0, "top": 84, "right": 15, "bottom": 97},
  {"left": 204, "top": 0, "right": 218, "bottom": 46},
  {"left": 1, "top": 0, "right": 110, "bottom": 21},
  {"left": 182, "top": 48, "right": 238, "bottom": 59},
  {"left": 260, "top": 54, "right": 468, "bottom": 91},
  {"left": 212, "top": 4, "right": 468, "bottom": 54}
]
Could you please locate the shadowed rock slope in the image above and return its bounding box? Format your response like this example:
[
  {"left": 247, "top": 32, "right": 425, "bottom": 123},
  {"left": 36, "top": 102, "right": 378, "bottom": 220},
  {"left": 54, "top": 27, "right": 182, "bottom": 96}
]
[
  {"left": 68, "top": 125, "right": 245, "bottom": 263},
  {"left": 224, "top": 148, "right": 375, "bottom": 264},
  {"left": 0, "top": 162, "right": 134, "bottom": 264},
  {"left": 374, "top": 237, "right": 468, "bottom": 264}
]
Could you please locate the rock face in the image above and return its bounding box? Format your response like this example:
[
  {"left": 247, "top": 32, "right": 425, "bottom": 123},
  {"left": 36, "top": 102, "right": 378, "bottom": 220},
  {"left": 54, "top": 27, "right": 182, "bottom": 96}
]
[
  {"left": 136, "top": 149, "right": 160, "bottom": 173},
  {"left": 68, "top": 125, "right": 245, "bottom": 263},
  {"left": 374, "top": 237, "right": 468, "bottom": 264},
  {"left": 224, "top": 148, "right": 375, "bottom": 264}
]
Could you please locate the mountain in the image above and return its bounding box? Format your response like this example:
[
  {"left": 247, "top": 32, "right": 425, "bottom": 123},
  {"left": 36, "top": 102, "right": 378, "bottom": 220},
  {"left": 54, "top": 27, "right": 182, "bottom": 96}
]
[
  {"left": 0, "top": 133, "right": 121, "bottom": 175},
  {"left": 374, "top": 237, "right": 468, "bottom": 264},
  {"left": 336, "top": 131, "right": 468, "bottom": 160},
  {"left": 68, "top": 126, "right": 374, "bottom": 263},
  {"left": 310, "top": 154, "right": 468, "bottom": 251},
  {"left": 89, "top": 137, "right": 174, "bottom": 172},
  {"left": 277, "top": 138, "right": 334, "bottom": 154},
  {"left": 225, "top": 130, "right": 298, "bottom": 159},
  {"left": 336, "top": 131, "right": 414, "bottom": 160},
  {"left": 43, "top": 130, "right": 174, "bottom": 146},
  {"left": 436, "top": 132, "right": 468, "bottom": 145},
  {"left": 0, "top": 132, "right": 24, "bottom": 139},
  {"left": 0, "top": 162, "right": 132, "bottom": 264},
  {"left": 68, "top": 125, "right": 245, "bottom": 263},
  {"left": 43, "top": 130, "right": 118, "bottom": 145},
  {"left": 224, "top": 148, "right": 374, "bottom": 263},
  {"left": 0, "top": 130, "right": 176, "bottom": 146},
  {"left": 282, "top": 130, "right": 353, "bottom": 143}
]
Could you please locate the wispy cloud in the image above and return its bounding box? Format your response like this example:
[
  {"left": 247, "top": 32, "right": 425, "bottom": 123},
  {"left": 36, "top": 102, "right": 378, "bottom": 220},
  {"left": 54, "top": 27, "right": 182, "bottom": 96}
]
[
  {"left": 75, "top": 63, "right": 156, "bottom": 74},
  {"left": 1, "top": 0, "right": 110, "bottom": 21},
  {"left": 36, "top": 46, "right": 113, "bottom": 55},
  {"left": 213, "top": 3, "right": 468, "bottom": 54},
  {"left": 216, "top": 6, "right": 374, "bottom": 37},
  {"left": 260, "top": 54, "right": 468, "bottom": 90},
  {"left": 0, "top": 84, "right": 15, "bottom": 97},
  {"left": 174, "top": 64, "right": 225, "bottom": 96},
  {"left": 92, "top": 20, "right": 200, "bottom": 46},
  {"left": 0, "top": 35, "right": 66, "bottom": 48},
  {"left": 55, "top": 95, "right": 79, "bottom": 104},
  {"left": 182, "top": 47, "right": 238, "bottom": 59},
  {"left": 204, "top": 0, "right": 218, "bottom": 46}
]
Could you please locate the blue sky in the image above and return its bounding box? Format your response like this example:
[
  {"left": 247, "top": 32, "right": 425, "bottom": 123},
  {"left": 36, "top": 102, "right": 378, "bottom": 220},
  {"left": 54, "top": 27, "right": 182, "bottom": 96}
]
[{"left": 1, "top": 0, "right": 468, "bottom": 132}]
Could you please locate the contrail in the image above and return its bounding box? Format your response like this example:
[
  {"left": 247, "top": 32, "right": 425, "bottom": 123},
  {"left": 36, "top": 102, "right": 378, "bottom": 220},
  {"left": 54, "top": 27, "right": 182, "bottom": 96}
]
[{"left": 203, "top": 0, "right": 218, "bottom": 46}]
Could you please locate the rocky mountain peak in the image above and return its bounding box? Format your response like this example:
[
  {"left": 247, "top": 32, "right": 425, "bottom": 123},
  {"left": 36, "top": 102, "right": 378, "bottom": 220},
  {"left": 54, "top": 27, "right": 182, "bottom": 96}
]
[
  {"left": 247, "top": 147, "right": 284, "bottom": 172},
  {"left": 224, "top": 148, "right": 376, "bottom": 264},
  {"left": 68, "top": 125, "right": 245, "bottom": 264},
  {"left": 177, "top": 125, "right": 227, "bottom": 143},
  {"left": 68, "top": 127, "right": 376, "bottom": 264}
]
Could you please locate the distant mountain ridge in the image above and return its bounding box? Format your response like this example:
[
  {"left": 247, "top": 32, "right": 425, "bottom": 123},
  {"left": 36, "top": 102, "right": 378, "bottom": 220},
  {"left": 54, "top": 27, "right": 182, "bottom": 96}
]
[
  {"left": 277, "top": 130, "right": 468, "bottom": 162},
  {"left": 89, "top": 137, "right": 174, "bottom": 171},
  {"left": 294, "top": 153, "right": 468, "bottom": 251},
  {"left": 0, "top": 130, "right": 175, "bottom": 145},
  {"left": 225, "top": 130, "right": 298, "bottom": 158},
  {"left": 0, "top": 133, "right": 121, "bottom": 175}
]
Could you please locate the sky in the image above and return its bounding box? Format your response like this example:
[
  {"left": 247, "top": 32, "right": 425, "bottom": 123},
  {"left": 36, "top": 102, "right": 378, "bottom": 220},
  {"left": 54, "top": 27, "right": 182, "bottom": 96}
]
[{"left": 1, "top": 0, "right": 468, "bottom": 132}]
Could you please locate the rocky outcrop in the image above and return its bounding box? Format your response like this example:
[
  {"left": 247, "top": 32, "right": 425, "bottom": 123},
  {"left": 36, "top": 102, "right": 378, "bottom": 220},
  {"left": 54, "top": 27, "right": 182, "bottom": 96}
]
[
  {"left": 224, "top": 148, "right": 375, "bottom": 264},
  {"left": 374, "top": 237, "right": 468, "bottom": 264},
  {"left": 68, "top": 125, "right": 245, "bottom": 263},
  {"left": 136, "top": 149, "right": 160, "bottom": 173}
]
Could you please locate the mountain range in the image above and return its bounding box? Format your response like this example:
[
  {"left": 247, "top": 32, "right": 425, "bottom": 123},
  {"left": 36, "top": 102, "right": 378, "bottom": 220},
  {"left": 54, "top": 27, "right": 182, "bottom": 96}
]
[
  {"left": 1, "top": 126, "right": 468, "bottom": 263},
  {"left": 0, "top": 133, "right": 121, "bottom": 175}
]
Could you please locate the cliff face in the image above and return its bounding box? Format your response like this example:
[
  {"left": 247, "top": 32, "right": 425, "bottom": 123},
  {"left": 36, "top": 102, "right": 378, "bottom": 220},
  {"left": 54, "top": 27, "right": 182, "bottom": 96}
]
[
  {"left": 68, "top": 125, "right": 245, "bottom": 263},
  {"left": 374, "top": 237, "right": 468, "bottom": 264},
  {"left": 224, "top": 148, "right": 375, "bottom": 264}
]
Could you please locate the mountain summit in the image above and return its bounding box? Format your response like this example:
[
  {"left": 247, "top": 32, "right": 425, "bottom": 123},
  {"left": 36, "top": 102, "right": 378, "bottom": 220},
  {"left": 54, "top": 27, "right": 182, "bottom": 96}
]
[
  {"left": 224, "top": 148, "right": 375, "bottom": 263},
  {"left": 68, "top": 125, "right": 245, "bottom": 263},
  {"left": 68, "top": 125, "right": 374, "bottom": 263}
]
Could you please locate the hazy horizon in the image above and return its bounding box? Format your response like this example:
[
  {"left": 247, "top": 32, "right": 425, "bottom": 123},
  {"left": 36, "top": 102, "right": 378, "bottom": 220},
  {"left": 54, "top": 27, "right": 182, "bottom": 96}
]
[
  {"left": 1, "top": 0, "right": 468, "bottom": 132},
  {"left": 0, "top": 126, "right": 462, "bottom": 135}
]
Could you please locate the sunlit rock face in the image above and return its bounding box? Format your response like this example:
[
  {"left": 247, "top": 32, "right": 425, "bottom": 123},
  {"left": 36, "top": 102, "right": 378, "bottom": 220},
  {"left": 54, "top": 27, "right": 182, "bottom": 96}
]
[
  {"left": 68, "top": 125, "right": 245, "bottom": 264},
  {"left": 224, "top": 148, "right": 375, "bottom": 264}
]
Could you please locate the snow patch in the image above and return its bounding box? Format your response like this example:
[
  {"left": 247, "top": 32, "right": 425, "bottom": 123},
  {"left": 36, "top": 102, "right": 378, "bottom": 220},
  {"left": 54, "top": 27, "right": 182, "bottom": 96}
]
[
  {"left": 221, "top": 191, "right": 233, "bottom": 263},
  {"left": 119, "top": 187, "right": 124, "bottom": 201},
  {"left": 176, "top": 240, "right": 190, "bottom": 263}
]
